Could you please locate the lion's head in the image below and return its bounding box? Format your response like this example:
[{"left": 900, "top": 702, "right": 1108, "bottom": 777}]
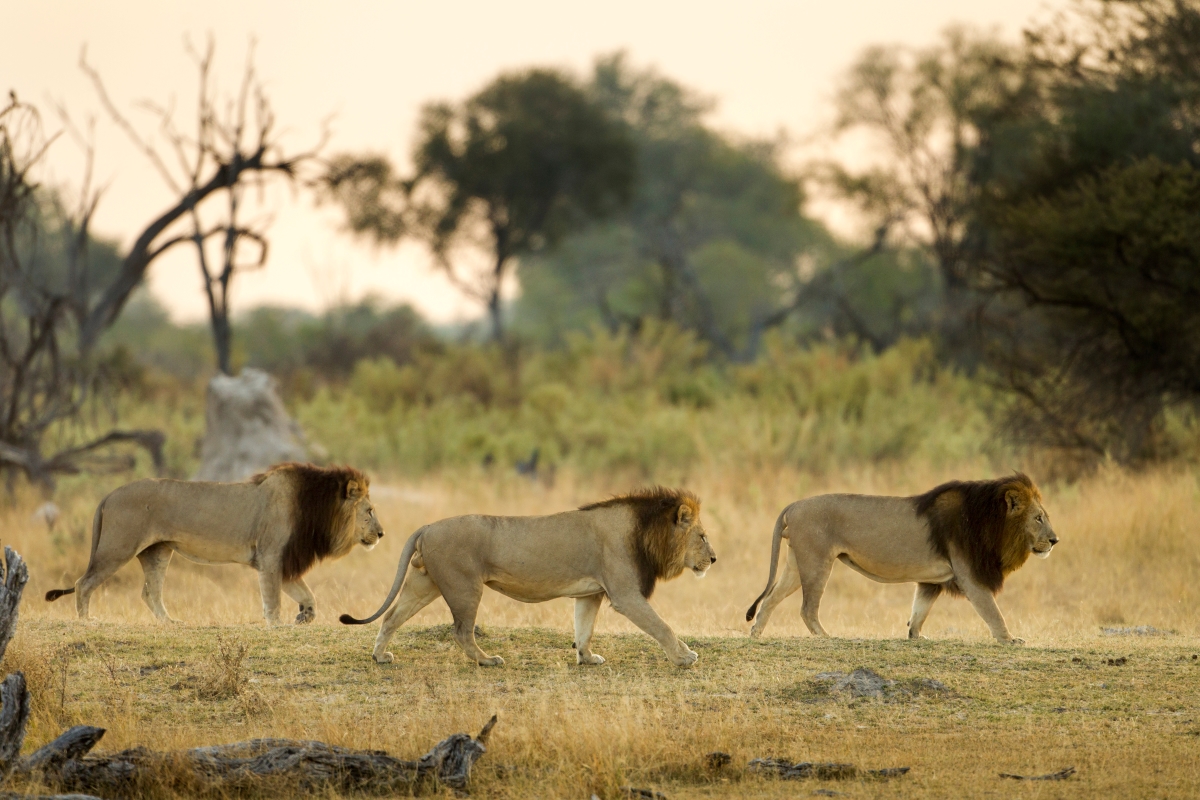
[
  {"left": 1005, "top": 481, "right": 1057, "bottom": 560},
  {"left": 347, "top": 477, "right": 385, "bottom": 550},
  {"left": 915, "top": 472, "right": 1054, "bottom": 593},
  {"left": 266, "top": 463, "right": 384, "bottom": 581},
  {"left": 580, "top": 487, "right": 716, "bottom": 597},
  {"left": 676, "top": 501, "right": 717, "bottom": 578}
]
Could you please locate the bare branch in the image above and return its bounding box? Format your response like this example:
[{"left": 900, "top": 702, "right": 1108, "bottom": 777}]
[{"left": 79, "top": 46, "right": 180, "bottom": 194}]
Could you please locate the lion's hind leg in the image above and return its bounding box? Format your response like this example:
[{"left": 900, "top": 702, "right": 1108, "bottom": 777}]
[
  {"left": 442, "top": 584, "right": 503, "bottom": 667},
  {"left": 136, "top": 542, "right": 177, "bottom": 623},
  {"left": 75, "top": 540, "right": 141, "bottom": 620},
  {"left": 749, "top": 548, "right": 806, "bottom": 638},
  {"left": 907, "top": 582, "right": 942, "bottom": 640},
  {"left": 372, "top": 568, "right": 441, "bottom": 664},
  {"left": 573, "top": 593, "right": 606, "bottom": 665}
]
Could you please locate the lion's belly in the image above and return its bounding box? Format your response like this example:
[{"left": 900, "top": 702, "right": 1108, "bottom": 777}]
[
  {"left": 485, "top": 577, "right": 604, "bottom": 603},
  {"left": 169, "top": 538, "right": 255, "bottom": 567},
  {"left": 837, "top": 552, "right": 953, "bottom": 584}
]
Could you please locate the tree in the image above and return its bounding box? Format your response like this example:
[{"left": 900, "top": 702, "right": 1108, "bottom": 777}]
[
  {"left": 968, "top": 0, "right": 1200, "bottom": 461},
  {"left": 327, "top": 68, "right": 635, "bottom": 341},
  {"left": 0, "top": 96, "right": 164, "bottom": 491},
  {"left": 818, "top": 27, "right": 1038, "bottom": 355},
  {"left": 982, "top": 158, "right": 1200, "bottom": 461},
  {"left": 516, "top": 54, "right": 837, "bottom": 359},
  {"left": 80, "top": 39, "right": 324, "bottom": 374}
]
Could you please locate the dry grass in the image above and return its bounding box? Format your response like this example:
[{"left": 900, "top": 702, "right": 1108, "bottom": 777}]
[{"left": 1, "top": 462, "right": 1199, "bottom": 797}]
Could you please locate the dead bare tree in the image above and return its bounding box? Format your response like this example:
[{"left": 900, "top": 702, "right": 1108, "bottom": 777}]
[
  {"left": 0, "top": 96, "right": 165, "bottom": 492},
  {"left": 78, "top": 38, "right": 326, "bottom": 374}
]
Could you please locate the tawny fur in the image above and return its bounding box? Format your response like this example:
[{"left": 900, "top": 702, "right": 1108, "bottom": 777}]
[
  {"left": 341, "top": 486, "right": 715, "bottom": 668},
  {"left": 746, "top": 473, "right": 1057, "bottom": 643},
  {"left": 45, "top": 463, "right": 383, "bottom": 625}
]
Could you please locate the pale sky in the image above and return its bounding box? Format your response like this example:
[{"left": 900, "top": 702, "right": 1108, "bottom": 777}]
[{"left": 3, "top": 0, "right": 1055, "bottom": 324}]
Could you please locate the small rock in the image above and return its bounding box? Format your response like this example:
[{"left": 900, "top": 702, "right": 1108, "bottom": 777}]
[
  {"left": 811, "top": 668, "right": 949, "bottom": 701},
  {"left": 1104, "top": 657, "right": 1128, "bottom": 666},
  {"left": 1101, "top": 625, "right": 1172, "bottom": 636},
  {"left": 704, "top": 751, "right": 732, "bottom": 770}
]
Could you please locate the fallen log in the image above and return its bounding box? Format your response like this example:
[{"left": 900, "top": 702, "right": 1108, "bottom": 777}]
[
  {"left": 0, "top": 794, "right": 104, "bottom": 799},
  {"left": 20, "top": 715, "right": 497, "bottom": 797},
  {"left": 748, "top": 758, "right": 910, "bottom": 780},
  {"left": 999, "top": 766, "right": 1076, "bottom": 781}
]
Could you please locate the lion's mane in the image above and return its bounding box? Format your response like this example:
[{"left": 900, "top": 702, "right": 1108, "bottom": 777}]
[
  {"left": 251, "top": 463, "right": 369, "bottom": 581},
  {"left": 579, "top": 486, "right": 700, "bottom": 598},
  {"left": 912, "top": 472, "right": 1042, "bottom": 594}
]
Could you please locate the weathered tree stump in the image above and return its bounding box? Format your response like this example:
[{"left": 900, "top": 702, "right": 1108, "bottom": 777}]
[
  {"left": 0, "top": 547, "right": 31, "bottom": 781},
  {"left": 194, "top": 368, "right": 308, "bottom": 482}
]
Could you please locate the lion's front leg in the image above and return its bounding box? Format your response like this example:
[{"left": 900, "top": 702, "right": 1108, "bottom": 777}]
[
  {"left": 610, "top": 592, "right": 697, "bottom": 667},
  {"left": 257, "top": 567, "right": 284, "bottom": 626},
  {"left": 283, "top": 577, "right": 316, "bottom": 624},
  {"left": 573, "top": 593, "right": 606, "bottom": 665},
  {"left": 949, "top": 551, "right": 1023, "bottom": 644}
]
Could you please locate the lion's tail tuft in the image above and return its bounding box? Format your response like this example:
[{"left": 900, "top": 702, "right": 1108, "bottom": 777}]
[
  {"left": 339, "top": 613, "right": 366, "bottom": 625},
  {"left": 45, "top": 587, "right": 76, "bottom": 602}
]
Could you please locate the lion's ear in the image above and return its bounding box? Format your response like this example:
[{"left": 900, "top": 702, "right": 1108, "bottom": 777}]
[
  {"left": 1005, "top": 489, "right": 1024, "bottom": 515},
  {"left": 346, "top": 480, "right": 364, "bottom": 500},
  {"left": 676, "top": 503, "right": 694, "bottom": 527}
]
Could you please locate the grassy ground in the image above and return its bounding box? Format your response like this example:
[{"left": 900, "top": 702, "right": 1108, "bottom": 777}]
[
  {"left": 2, "top": 462, "right": 1199, "bottom": 797},
  {"left": 3, "top": 622, "right": 1199, "bottom": 798}
]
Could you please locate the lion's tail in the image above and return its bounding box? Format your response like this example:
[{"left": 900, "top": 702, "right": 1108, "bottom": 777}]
[
  {"left": 745, "top": 507, "right": 789, "bottom": 623},
  {"left": 46, "top": 496, "right": 106, "bottom": 603},
  {"left": 339, "top": 527, "right": 423, "bottom": 625}
]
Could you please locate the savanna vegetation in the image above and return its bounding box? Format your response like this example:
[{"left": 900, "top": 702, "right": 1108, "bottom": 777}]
[{"left": 3, "top": 1, "right": 1200, "bottom": 798}]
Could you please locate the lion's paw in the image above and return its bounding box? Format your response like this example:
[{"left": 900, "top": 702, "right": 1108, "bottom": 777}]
[
  {"left": 295, "top": 607, "right": 315, "bottom": 625},
  {"left": 672, "top": 647, "right": 699, "bottom": 667},
  {"left": 478, "top": 655, "right": 505, "bottom": 667},
  {"left": 577, "top": 653, "right": 606, "bottom": 666},
  {"left": 373, "top": 651, "right": 395, "bottom": 664},
  {"left": 1006, "top": 637, "right": 1026, "bottom": 646}
]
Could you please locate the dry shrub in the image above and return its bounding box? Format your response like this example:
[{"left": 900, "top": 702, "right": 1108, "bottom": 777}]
[{"left": 197, "top": 634, "right": 261, "bottom": 713}]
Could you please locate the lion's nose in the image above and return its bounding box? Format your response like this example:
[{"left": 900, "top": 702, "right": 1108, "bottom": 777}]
[
  {"left": 1049, "top": 536, "right": 1058, "bottom": 545},
  {"left": 378, "top": 530, "right": 385, "bottom": 538},
  {"left": 710, "top": 554, "right": 717, "bottom": 563}
]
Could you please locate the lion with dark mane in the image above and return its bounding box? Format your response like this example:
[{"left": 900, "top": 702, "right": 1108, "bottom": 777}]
[
  {"left": 745, "top": 473, "right": 1057, "bottom": 643},
  {"left": 340, "top": 487, "right": 716, "bottom": 667},
  {"left": 45, "top": 463, "right": 384, "bottom": 624}
]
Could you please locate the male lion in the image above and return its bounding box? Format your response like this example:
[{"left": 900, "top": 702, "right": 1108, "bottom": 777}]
[
  {"left": 45, "top": 463, "right": 384, "bottom": 624},
  {"left": 745, "top": 473, "right": 1057, "bottom": 644},
  {"left": 340, "top": 487, "right": 716, "bottom": 667}
]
